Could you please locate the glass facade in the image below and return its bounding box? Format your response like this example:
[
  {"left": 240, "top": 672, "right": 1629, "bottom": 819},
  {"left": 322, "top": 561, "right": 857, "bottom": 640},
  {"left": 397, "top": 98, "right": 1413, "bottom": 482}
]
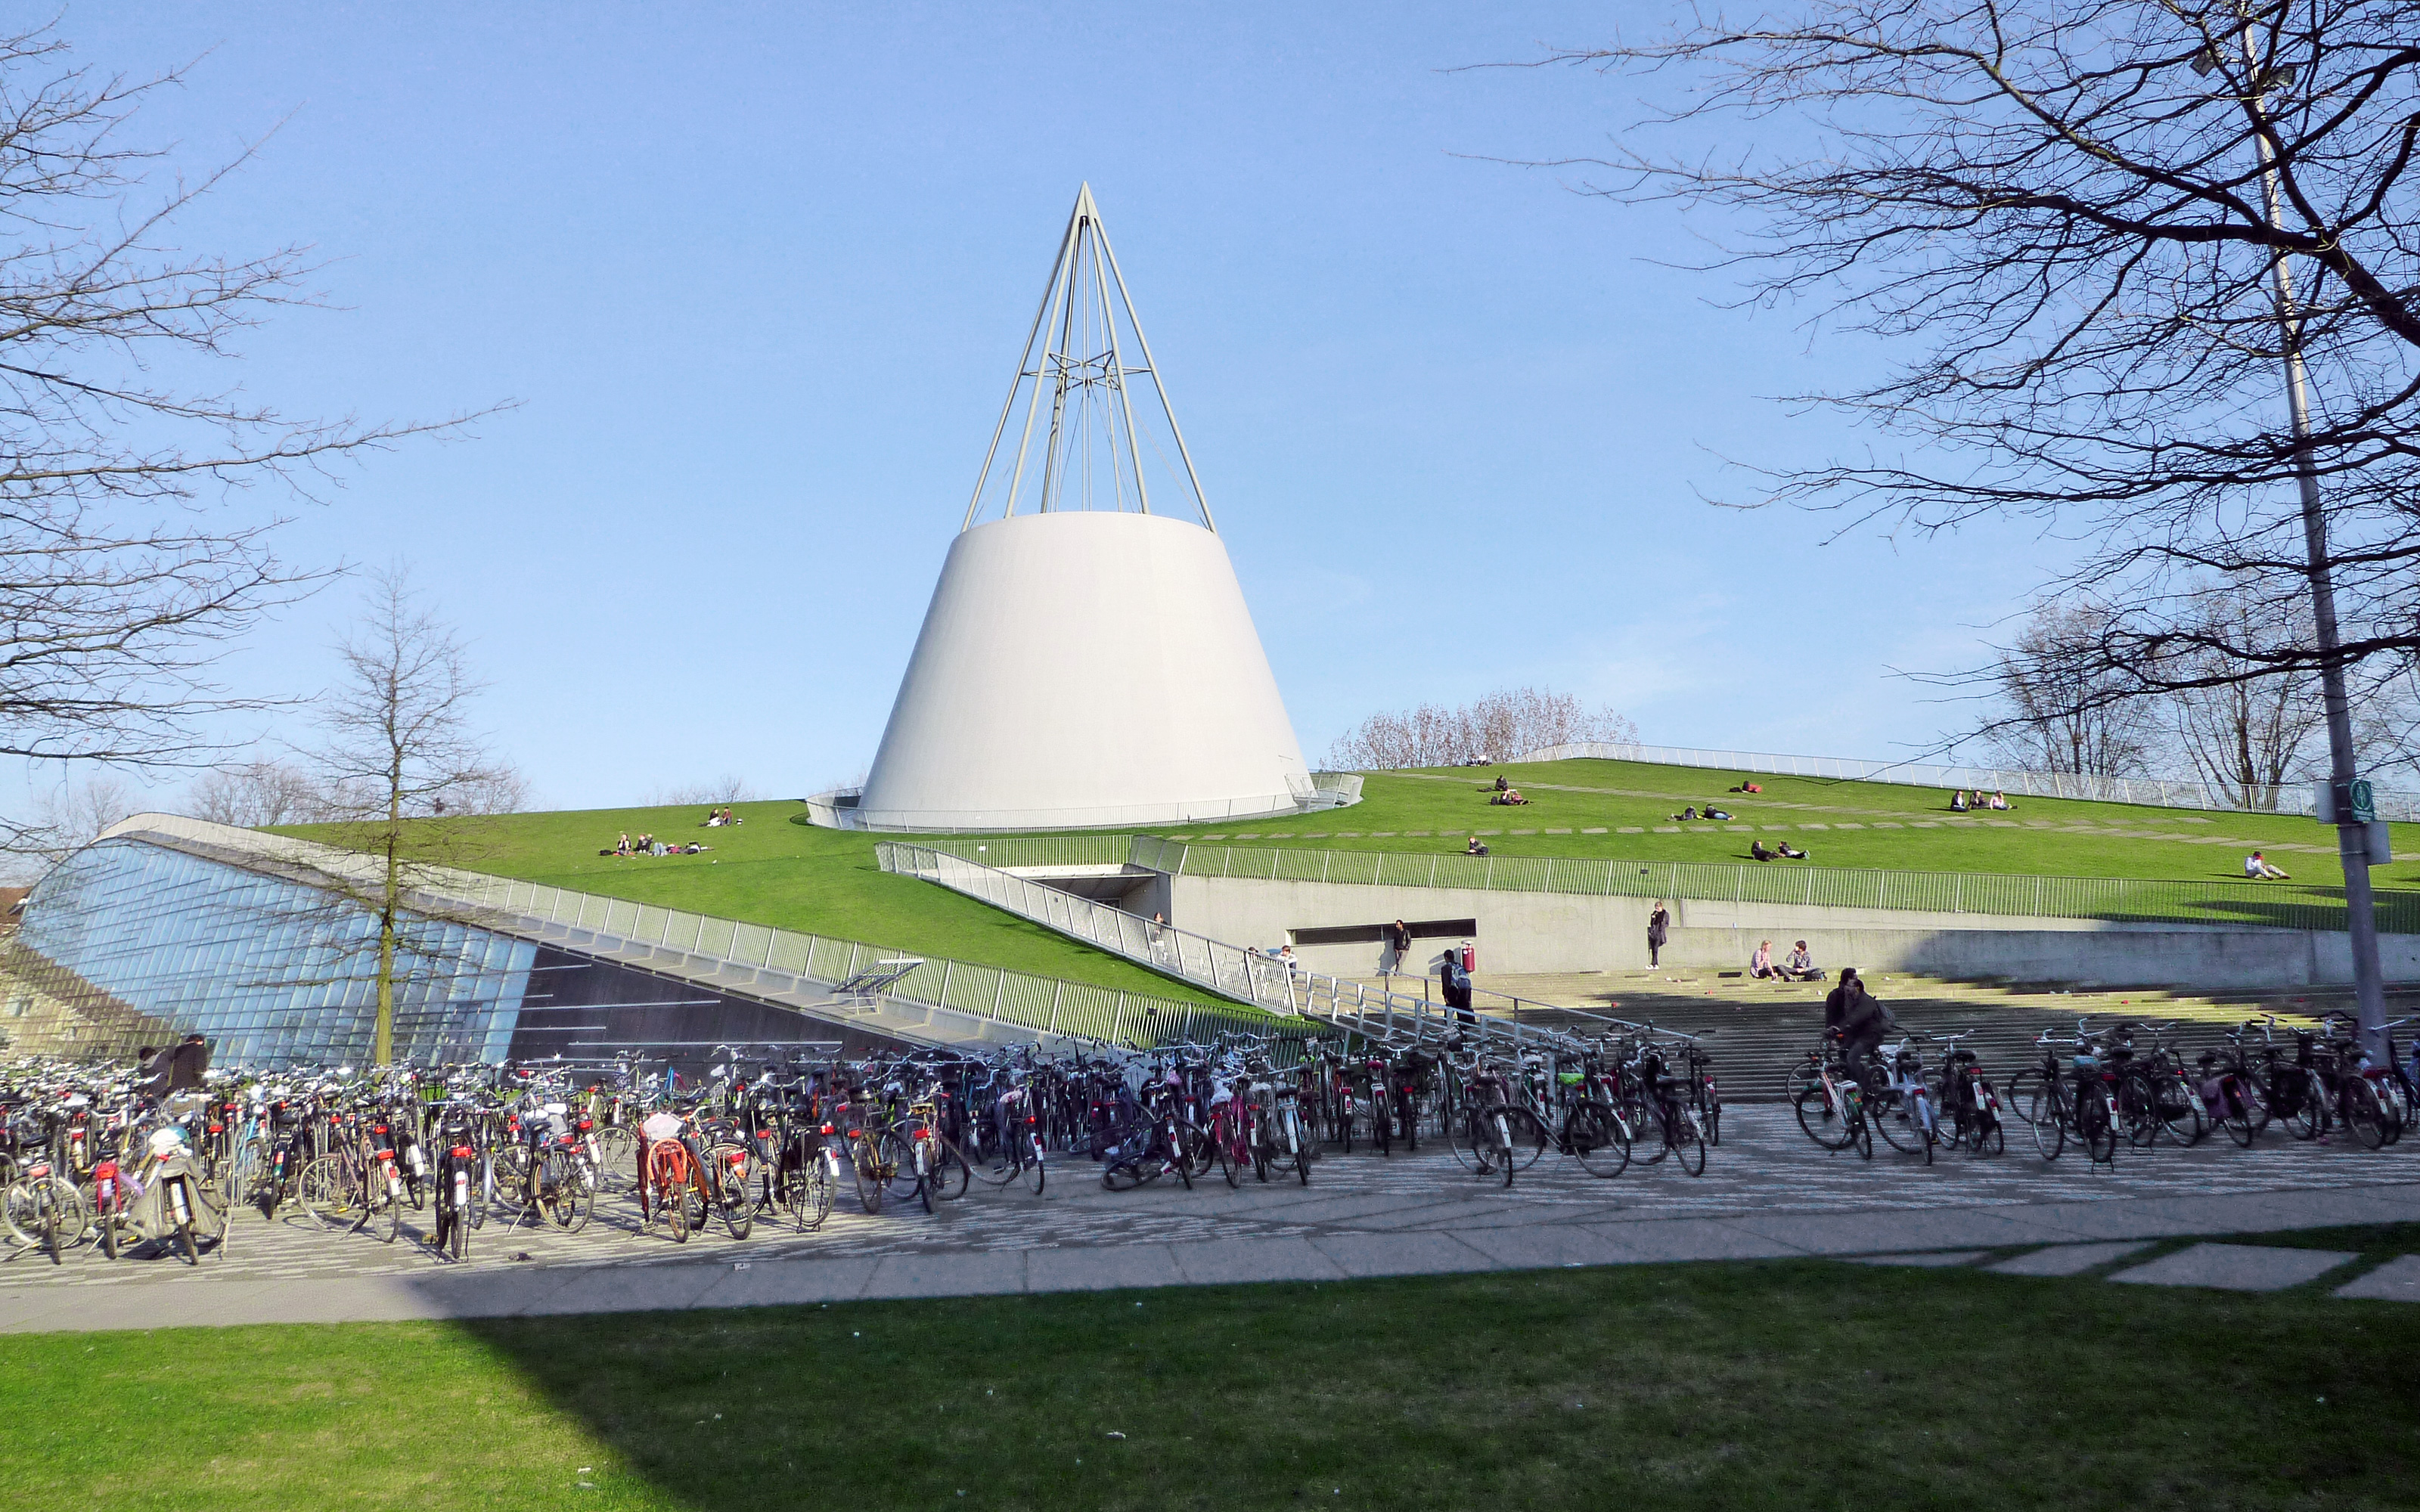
[{"left": 17, "top": 838, "right": 532, "bottom": 1067}]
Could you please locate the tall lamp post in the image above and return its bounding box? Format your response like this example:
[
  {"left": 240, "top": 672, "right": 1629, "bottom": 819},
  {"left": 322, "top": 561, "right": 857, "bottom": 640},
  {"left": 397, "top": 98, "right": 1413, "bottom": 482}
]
[{"left": 2227, "top": 25, "right": 2390, "bottom": 1055}]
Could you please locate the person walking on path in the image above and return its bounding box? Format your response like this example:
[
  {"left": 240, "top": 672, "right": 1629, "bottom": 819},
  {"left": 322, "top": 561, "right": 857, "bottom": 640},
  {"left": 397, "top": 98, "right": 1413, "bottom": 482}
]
[
  {"left": 1647, "top": 901, "right": 1670, "bottom": 968},
  {"left": 1385, "top": 919, "right": 1411, "bottom": 976},
  {"left": 1441, "top": 951, "right": 1475, "bottom": 1026}
]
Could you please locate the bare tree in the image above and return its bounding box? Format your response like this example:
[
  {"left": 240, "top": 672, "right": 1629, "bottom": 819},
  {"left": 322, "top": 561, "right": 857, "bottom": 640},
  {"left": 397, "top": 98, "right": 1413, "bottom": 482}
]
[
  {"left": 187, "top": 759, "right": 330, "bottom": 829},
  {"left": 1987, "top": 604, "right": 2165, "bottom": 777},
  {"left": 2164, "top": 592, "right": 2326, "bottom": 806},
  {"left": 1326, "top": 686, "right": 1638, "bottom": 770},
  {"left": 1535, "top": 2, "right": 2420, "bottom": 694},
  {"left": 1538, "top": 0, "right": 2417, "bottom": 1043},
  {"left": 310, "top": 569, "right": 514, "bottom": 1064},
  {"left": 0, "top": 23, "right": 480, "bottom": 855},
  {"left": 642, "top": 775, "right": 761, "bottom": 808}
]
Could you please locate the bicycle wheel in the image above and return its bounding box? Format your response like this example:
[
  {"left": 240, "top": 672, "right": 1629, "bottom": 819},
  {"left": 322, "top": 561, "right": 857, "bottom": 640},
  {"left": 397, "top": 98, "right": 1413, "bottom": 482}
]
[
  {"left": 1502, "top": 1106, "right": 1550, "bottom": 1172},
  {"left": 487, "top": 1145, "right": 535, "bottom": 1222},
  {"left": 1665, "top": 1105, "right": 1707, "bottom": 1177},
  {"left": 1874, "top": 1088, "right": 1927, "bottom": 1155},
  {"left": 2024, "top": 1083, "right": 2066, "bottom": 1161},
  {"left": 669, "top": 1173, "right": 696, "bottom": 1242},
  {"left": 2279, "top": 1070, "right": 2325, "bottom": 1140},
  {"left": 1792, "top": 1080, "right": 1854, "bottom": 1151},
  {"left": 1455, "top": 1109, "right": 1497, "bottom": 1175},
  {"left": 545, "top": 1151, "right": 594, "bottom": 1233},
  {"left": 2079, "top": 1085, "right": 2119, "bottom": 1163},
  {"left": 467, "top": 1152, "right": 491, "bottom": 1230},
  {"left": 851, "top": 1139, "right": 886, "bottom": 1214},
  {"left": 1022, "top": 1135, "right": 1047, "bottom": 1196},
  {"left": 876, "top": 1130, "right": 920, "bottom": 1207},
  {"left": 795, "top": 1157, "right": 835, "bottom": 1232},
  {"left": 1848, "top": 1101, "right": 1872, "bottom": 1160},
  {"left": 930, "top": 1136, "right": 974, "bottom": 1203},
  {"left": 368, "top": 1171, "right": 401, "bottom": 1244},
  {"left": 708, "top": 1144, "right": 755, "bottom": 1238},
  {"left": 96, "top": 1194, "right": 118, "bottom": 1260},
  {"left": 297, "top": 1155, "right": 361, "bottom": 1230},
  {"left": 593, "top": 1126, "right": 636, "bottom": 1188},
  {"left": 2344, "top": 1080, "right": 2389, "bottom": 1150},
  {"left": 1491, "top": 1111, "right": 1516, "bottom": 1188},
  {"left": 1567, "top": 1102, "right": 1630, "bottom": 1179}
]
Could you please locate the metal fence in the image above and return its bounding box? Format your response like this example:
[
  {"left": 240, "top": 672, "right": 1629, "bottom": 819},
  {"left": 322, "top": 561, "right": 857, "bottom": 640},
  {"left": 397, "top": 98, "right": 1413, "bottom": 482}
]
[
  {"left": 1126, "top": 835, "right": 2420, "bottom": 934},
  {"left": 876, "top": 841, "right": 1585, "bottom": 1055},
  {"left": 1513, "top": 741, "right": 2420, "bottom": 824}
]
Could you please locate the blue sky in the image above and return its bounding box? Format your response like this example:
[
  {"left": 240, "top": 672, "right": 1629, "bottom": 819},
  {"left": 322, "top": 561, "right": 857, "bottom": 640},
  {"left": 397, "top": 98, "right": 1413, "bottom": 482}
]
[{"left": 54, "top": 2, "right": 2074, "bottom": 811}]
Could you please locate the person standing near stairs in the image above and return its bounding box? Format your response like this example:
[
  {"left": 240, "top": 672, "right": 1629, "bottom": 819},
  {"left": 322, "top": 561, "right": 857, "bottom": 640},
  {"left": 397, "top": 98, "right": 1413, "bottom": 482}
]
[{"left": 1647, "top": 901, "right": 1671, "bottom": 968}]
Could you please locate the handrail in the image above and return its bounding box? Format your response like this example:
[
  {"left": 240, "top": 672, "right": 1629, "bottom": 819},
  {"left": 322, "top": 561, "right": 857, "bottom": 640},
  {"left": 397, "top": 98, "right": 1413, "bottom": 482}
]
[
  {"left": 1512, "top": 740, "right": 2420, "bottom": 824},
  {"left": 875, "top": 840, "right": 1587, "bottom": 1055},
  {"left": 1118, "top": 836, "right": 2420, "bottom": 934}
]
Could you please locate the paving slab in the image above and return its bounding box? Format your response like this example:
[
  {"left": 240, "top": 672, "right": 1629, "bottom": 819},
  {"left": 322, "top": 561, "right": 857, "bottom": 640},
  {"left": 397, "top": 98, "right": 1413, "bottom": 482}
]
[
  {"left": 1026, "top": 1244, "right": 1183, "bottom": 1294},
  {"left": 695, "top": 1256, "right": 880, "bottom": 1309},
  {"left": 863, "top": 1250, "right": 1028, "bottom": 1300},
  {"left": 1450, "top": 1223, "right": 1634, "bottom": 1270},
  {"left": 2108, "top": 1243, "right": 2357, "bottom": 1293},
  {"left": 1307, "top": 1232, "right": 1495, "bottom": 1278},
  {"left": 1599, "top": 1221, "right": 1803, "bottom": 1263},
  {"left": 1984, "top": 1241, "right": 2155, "bottom": 1277},
  {"left": 1170, "top": 1236, "right": 1345, "bottom": 1286},
  {"left": 1848, "top": 1251, "right": 1987, "bottom": 1268},
  {"left": 2333, "top": 1254, "right": 2420, "bottom": 1303},
  {"left": 521, "top": 1262, "right": 729, "bottom": 1316}
]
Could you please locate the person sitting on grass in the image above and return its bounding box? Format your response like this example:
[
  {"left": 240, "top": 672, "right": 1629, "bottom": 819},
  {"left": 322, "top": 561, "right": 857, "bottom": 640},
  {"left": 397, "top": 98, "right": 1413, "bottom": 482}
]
[
  {"left": 1782, "top": 940, "right": 1821, "bottom": 981},
  {"left": 1750, "top": 839, "right": 1776, "bottom": 861},
  {"left": 1950, "top": 789, "right": 1969, "bottom": 812},
  {"left": 2245, "top": 850, "right": 2291, "bottom": 880},
  {"left": 614, "top": 832, "right": 631, "bottom": 856},
  {"left": 1466, "top": 835, "right": 1489, "bottom": 857},
  {"left": 1778, "top": 841, "right": 1809, "bottom": 860},
  {"left": 1494, "top": 774, "right": 1509, "bottom": 792},
  {"left": 1750, "top": 940, "right": 1780, "bottom": 979}
]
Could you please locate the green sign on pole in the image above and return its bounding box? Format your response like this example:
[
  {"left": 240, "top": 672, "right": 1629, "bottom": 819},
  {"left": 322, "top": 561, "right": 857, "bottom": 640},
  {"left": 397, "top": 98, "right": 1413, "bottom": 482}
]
[{"left": 2350, "top": 779, "right": 2376, "bottom": 825}]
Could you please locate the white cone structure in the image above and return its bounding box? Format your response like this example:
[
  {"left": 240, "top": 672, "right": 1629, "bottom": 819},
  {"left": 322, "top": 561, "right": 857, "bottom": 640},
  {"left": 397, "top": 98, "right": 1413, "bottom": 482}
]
[
  {"left": 857, "top": 511, "right": 1311, "bottom": 830},
  {"left": 855, "top": 186, "right": 1314, "bottom": 832}
]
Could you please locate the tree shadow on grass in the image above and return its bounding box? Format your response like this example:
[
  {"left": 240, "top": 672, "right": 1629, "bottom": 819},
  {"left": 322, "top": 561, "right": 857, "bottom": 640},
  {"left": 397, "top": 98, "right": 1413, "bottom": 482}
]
[{"left": 426, "top": 1263, "right": 2420, "bottom": 1512}]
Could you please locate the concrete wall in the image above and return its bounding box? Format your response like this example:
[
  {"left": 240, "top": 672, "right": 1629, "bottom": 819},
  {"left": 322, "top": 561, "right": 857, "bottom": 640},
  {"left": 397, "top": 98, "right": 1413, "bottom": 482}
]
[{"left": 1168, "top": 874, "right": 2420, "bottom": 990}]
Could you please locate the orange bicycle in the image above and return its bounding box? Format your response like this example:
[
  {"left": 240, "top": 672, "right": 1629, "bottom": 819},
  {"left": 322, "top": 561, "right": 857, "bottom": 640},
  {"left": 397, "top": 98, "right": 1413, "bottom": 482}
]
[{"left": 640, "top": 1138, "right": 700, "bottom": 1242}]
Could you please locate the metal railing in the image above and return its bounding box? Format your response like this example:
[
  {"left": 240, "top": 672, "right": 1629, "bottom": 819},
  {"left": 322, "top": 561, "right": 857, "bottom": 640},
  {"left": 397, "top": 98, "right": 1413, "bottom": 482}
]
[
  {"left": 1125, "top": 835, "right": 2420, "bottom": 934},
  {"left": 876, "top": 840, "right": 1586, "bottom": 1055},
  {"left": 1513, "top": 741, "right": 2420, "bottom": 823},
  {"left": 95, "top": 814, "right": 1270, "bottom": 1051}
]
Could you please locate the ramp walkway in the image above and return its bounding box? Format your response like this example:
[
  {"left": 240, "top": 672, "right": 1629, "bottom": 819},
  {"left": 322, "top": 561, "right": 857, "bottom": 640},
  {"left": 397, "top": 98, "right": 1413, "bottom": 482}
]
[{"left": 876, "top": 841, "right": 1615, "bottom": 1055}]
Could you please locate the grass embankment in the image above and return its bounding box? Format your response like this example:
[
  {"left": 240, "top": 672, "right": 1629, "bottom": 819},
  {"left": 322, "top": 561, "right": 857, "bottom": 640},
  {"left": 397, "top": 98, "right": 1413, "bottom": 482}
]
[
  {"left": 1176, "top": 760, "right": 2420, "bottom": 892},
  {"left": 280, "top": 802, "right": 1235, "bottom": 1009},
  {"left": 282, "top": 757, "right": 2420, "bottom": 998},
  {"left": 5, "top": 1258, "right": 2417, "bottom": 1510}
]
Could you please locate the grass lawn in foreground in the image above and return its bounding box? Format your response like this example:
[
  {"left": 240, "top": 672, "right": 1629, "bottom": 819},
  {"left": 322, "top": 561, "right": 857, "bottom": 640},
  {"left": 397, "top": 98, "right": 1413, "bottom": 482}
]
[{"left": 5, "top": 1256, "right": 2416, "bottom": 1510}]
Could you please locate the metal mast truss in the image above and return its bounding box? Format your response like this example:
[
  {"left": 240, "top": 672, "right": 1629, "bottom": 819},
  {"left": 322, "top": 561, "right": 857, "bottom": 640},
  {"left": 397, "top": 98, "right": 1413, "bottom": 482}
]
[{"left": 963, "top": 184, "right": 1217, "bottom": 532}]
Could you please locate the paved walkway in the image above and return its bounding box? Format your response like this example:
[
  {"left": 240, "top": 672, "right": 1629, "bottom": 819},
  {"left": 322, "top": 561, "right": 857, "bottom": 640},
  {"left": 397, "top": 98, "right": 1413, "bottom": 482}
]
[{"left": 5, "top": 1108, "right": 2418, "bottom": 1333}]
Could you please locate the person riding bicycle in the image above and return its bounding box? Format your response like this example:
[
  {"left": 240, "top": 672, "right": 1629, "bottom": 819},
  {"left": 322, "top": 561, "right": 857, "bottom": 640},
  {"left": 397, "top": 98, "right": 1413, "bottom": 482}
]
[{"left": 1824, "top": 968, "right": 1892, "bottom": 1089}]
